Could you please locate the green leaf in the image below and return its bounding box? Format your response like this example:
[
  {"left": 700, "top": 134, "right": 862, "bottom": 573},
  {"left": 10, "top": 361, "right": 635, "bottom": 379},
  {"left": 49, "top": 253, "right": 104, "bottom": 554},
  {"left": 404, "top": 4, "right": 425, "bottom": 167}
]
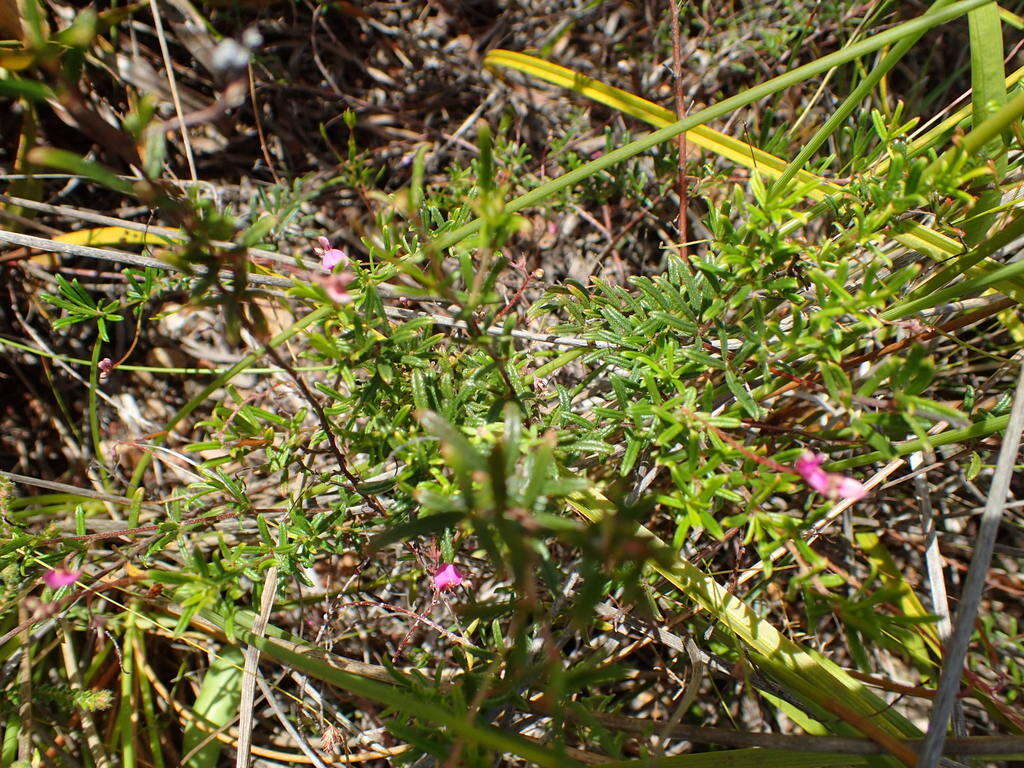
[
  {"left": 965, "top": 1, "right": 1008, "bottom": 244},
  {"left": 181, "top": 646, "right": 244, "bottom": 768},
  {"left": 0, "top": 76, "right": 53, "bottom": 101},
  {"left": 26, "top": 147, "right": 134, "bottom": 195}
]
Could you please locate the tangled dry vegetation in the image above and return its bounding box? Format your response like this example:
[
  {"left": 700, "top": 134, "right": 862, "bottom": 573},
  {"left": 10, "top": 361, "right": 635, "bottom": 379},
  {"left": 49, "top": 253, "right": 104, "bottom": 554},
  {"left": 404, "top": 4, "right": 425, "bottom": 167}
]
[{"left": 2, "top": 1, "right": 1024, "bottom": 767}]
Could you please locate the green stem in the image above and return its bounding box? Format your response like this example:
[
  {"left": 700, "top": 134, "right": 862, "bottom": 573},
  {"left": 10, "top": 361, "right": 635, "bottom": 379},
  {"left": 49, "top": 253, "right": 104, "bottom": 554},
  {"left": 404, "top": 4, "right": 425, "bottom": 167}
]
[
  {"left": 828, "top": 413, "right": 1010, "bottom": 470},
  {"left": 432, "top": 0, "right": 992, "bottom": 253},
  {"left": 770, "top": 0, "right": 956, "bottom": 196},
  {"left": 127, "top": 304, "right": 333, "bottom": 495},
  {"left": 88, "top": 337, "right": 108, "bottom": 483}
]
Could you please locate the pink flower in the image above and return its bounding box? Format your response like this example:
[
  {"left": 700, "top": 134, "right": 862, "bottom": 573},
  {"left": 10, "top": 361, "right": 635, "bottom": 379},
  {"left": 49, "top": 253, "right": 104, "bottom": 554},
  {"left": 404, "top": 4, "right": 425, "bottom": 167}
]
[
  {"left": 432, "top": 563, "right": 463, "bottom": 591},
  {"left": 43, "top": 568, "right": 80, "bottom": 588},
  {"left": 794, "top": 452, "right": 830, "bottom": 494},
  {"left": 98, "top": 357, "right": 114, "bottom": 380},
  {"left": 319, "top": 272, "right": 356, "bottom": 304},
  {"left": 315, "top": 236, "right": 349, "bottom": 271},
  {"left": 794, "top": 451, "right": 867, "bottom": 501}
]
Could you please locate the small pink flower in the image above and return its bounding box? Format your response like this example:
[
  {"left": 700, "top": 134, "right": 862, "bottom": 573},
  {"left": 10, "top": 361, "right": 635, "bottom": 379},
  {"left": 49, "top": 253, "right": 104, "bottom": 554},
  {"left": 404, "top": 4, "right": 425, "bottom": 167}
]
[
  {"left": 833, "top": 475, "right": 867, "bottom": 501},
  {"left": 43, "top": 568, "right": 80, "bottom": 588},
  {"left": 98, "top": 357, "right": 114, "bottom": 380},
  {"left": 319, "top": 272, "right": 356, "bottom": 304},
  {"left": 794, "top": 452, "right": 830, "bottom": 494},
  {"left": 315, "top": 236, "right": 349, "bottom": 271},
  {"left": 432, "top": 563, "right": 463, "bottom": 591},
  {"left": 794, "top": 451, "right": 867, "bottom": 501}
]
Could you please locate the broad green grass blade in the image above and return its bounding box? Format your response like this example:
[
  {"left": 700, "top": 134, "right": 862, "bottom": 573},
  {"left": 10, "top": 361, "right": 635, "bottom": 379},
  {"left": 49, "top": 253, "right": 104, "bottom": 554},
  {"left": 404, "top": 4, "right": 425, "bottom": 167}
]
[
  {"left": 182, "top": 646, "right": 244, "bottom": 768},
  {"left": 195, "top": 610, "right": 586, "bottom": 768},
  {"left": 433, "top": 0, "right": 992, "bottom": 254},
  {"left": 964, "top": 1, "right": 1008, "bottom": 244},
  {"left": 565, "top": 490, "right": 921, "bottom": 767}
]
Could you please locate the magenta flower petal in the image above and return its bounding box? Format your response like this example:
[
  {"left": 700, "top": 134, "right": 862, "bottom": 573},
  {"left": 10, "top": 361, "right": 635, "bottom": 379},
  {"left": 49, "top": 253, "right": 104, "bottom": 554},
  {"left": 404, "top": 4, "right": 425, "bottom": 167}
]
[
  {"left": 320, "top": 272, "right": 355, "bottom": 304},
  {"left": 432, "top": 563, "right": 463, "bottom": 591},
  {"left": 314, "top": 236, "right": 349, "bottom": 271},
  {"left": 44, "top": 568, "right": 80, "bottom": 588},
  {"left": 794, "top": 451, "right": 823, "bottom": 476},
  {"left": 833, "top": 476, "right": 867, "bottom": 501},
  {"left": 322, "top": 248, "right": 348, "bottom": 271},
  {"left": 793, "top": 450, "right": 867, "bottom": 502},
  {"left": 794, "top": 451, "right": 830, "bottom": 493}
]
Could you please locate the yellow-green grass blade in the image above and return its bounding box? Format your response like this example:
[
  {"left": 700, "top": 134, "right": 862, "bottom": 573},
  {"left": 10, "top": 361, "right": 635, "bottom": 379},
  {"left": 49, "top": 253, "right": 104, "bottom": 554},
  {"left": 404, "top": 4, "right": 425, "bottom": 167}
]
[
  {"left": 434, "top": 0, "right": 994, "bottom": 255},
  {"left": 1000, "top": 4, "right": 1024, "bottom": 28},
  {"left": 566, "top": 489, "right": 921, "bottom": 767},
  {"left": 484, "top": 49, "right": 842, "bottom": 200},
  {"left": 965, "top": 1, "right": 1008, "bottom": 244},
  {"left": 182, "top": 646, "right": 244, "bottom": 768},
  {"left": 481, "top": 50, "right": 974, "bottom": 276}
]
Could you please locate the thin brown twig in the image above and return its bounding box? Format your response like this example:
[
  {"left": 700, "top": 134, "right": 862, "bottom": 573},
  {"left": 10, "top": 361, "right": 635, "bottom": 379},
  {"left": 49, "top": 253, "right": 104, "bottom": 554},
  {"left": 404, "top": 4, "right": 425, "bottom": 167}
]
[
  {"left": 235, "top": 310, "right": 388, "bottom": 519},
  {"left": 249, "top": 63, "right": 282, "bottom": 184},
  {"left": 669, "top": 0, "right": 689, "bottom": 259},
  {"left": 148, "top": 0, "right": 197, "bottom": 181}
]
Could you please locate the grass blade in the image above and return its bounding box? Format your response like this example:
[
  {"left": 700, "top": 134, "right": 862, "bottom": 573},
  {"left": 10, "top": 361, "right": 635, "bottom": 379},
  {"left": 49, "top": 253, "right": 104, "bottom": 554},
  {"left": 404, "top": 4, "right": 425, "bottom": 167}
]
[
  {"left": 566, "top": 491, "right": 921, "bottom": 767},
  {"left": 964, "top": 2, "right": 1008, "bottom": 244},
  {"left": 182, "top": 646, "right": 244, "bottom": 768},
  {"left": 434, "top": 0, "right": 992, "bottom": 253}
]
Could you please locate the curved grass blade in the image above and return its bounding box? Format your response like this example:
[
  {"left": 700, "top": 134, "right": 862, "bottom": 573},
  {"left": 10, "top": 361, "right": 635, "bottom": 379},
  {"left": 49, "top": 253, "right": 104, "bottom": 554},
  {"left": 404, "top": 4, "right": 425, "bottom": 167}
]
[
  {"left": 433, "top": 0, "right": 992, "bottom": 254},
  {"left": 484, "top": 50, "right": 841, "bottom": 200}
]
